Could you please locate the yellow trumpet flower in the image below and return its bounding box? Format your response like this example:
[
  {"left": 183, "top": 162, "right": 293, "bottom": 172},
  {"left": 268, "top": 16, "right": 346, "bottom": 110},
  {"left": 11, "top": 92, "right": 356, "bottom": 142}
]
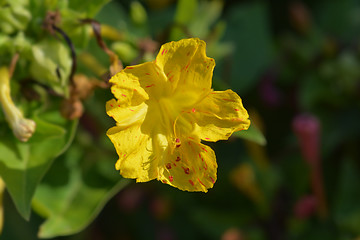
[{"left": 106, "top": 38, "right": 250, "bottom": 192}]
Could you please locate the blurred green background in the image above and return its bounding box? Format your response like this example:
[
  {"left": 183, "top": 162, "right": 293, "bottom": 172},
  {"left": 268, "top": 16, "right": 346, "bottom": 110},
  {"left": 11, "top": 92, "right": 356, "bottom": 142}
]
[{"left": 1, "top": 0, "right": 360, "bottom": 239}]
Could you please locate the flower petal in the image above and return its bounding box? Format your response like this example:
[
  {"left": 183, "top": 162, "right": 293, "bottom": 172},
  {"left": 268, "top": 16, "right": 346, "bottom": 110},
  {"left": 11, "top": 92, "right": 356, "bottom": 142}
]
[
  {"left": 119, "top": 62, "right": 169, "bottom": 99},
  {"left": 109, "top": 63, "right": 154, "bottom": 106},
  {"left": 178, "top": 89, "right": 250, "bottom": 142},
  {"left": 158, "top": 139, "right": 217, "bottom": 192},
  {"left": 107, "top": 124, "right": 158, "bottom": 182},
  {"left": 155, "top": 38, "right": 215, "bottom": 93},
  {"left": 106, "top": 99, "right": 148, "bottom": 127}
]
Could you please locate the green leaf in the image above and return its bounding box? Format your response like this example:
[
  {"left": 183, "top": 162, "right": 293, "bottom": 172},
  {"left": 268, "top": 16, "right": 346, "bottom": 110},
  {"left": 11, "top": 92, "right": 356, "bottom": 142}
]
[
  {"left": 188, "top": 0, "right": 224, "bottom": 39},
  {"left": 94, "top": 1, "right": 127, "bottom": 27},
  {"left": 233, "top": 122, "right": 267, "bottom": 146},
  {"left": 170, "top": 0, "right": 198, "bottom": 40},
  {"left": 0, "top": 3, "right": 31, "bottom": 34},
  {"left": 68, "top": 0, "right": 110, "bottom": 18},
  {"left": 130, "top": 1, "right": 148, "bottom": 26},
  {"left": 333, "top": 158, "right": 360, "bottom": 235},
  {"left": 224, "top": 2, "right": 274, "bottom": 94},
  {"left": 315, "top": 0, "right": 360, "bottom": 42},
  {"left": 59, "top": 9, "right": 92, "bottom": 49},
  {"left": 33, "top": 144, "right": 129, "bottom": 238},
  {"left": 111, "top": 41, "right": 139, "bottom": 64},
  {"left": 174, "top": 0, "right": 197, "bottom": 24},
  {"left": 29, "top": 39, "right": 72, "bottom": 96},
  {"left": 0, "top": 111, "right": 77, "bottom": 220}
]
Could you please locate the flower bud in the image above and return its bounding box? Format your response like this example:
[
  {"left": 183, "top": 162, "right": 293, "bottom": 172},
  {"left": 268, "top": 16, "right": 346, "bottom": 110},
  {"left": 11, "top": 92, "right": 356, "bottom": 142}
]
[
  {"left": 294, "top": 195, "right": 317, "bottom": 219},
  {"left": 0, "top": 66, "right": 36, "bottom": 142},
  {"left": 130, "top": 1, "right": 147, "bottom": 26},
  {"left": 292, "top": 114, "right": 320, "bottom": 166}
]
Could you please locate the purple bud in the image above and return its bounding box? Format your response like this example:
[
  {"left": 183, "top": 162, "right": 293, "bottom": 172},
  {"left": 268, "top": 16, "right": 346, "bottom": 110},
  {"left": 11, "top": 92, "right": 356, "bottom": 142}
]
[
  {"left": 292, "top": 114, "right": 320, "bottom": 166},
  {"left": 294, "top": 195, "right": 317, "bottom": 219}
]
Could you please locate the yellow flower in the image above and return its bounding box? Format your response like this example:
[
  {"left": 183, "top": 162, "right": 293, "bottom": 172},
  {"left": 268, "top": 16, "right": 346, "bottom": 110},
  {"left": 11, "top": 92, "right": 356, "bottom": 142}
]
[{"left": 106, "top": 38, "right": 250, "bottom": 192}]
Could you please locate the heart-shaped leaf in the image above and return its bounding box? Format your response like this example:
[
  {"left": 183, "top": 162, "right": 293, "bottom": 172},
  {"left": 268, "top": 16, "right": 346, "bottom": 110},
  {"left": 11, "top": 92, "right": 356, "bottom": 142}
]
[
  {"left": 0, "top": 111, "right": 77, "bottom": 220},
  {"left": 33, "top": 143, "right": 129, "bottom": 238}
]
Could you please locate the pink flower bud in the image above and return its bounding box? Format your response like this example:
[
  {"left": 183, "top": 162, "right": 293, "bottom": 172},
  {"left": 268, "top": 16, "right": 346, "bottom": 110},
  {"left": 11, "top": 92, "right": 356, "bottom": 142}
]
[
  {"left": 294, "top": 195, "right": 317, "bottom": 219},
  {"left": 292, "top": 114, "right": 320, "bottom": 166}
]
